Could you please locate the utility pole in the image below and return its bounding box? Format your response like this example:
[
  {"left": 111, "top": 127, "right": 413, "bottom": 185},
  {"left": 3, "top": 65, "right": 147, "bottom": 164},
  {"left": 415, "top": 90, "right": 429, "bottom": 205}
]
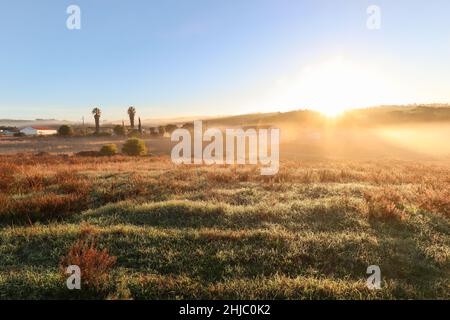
[{"left": 82, "top": 116, "right": 85, "bottom": 134}]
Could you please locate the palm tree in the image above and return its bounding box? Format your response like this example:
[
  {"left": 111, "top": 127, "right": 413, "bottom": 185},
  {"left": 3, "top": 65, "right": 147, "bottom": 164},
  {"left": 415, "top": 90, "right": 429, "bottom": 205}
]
[
  {"left": 128, "top": 106, "right": 136, "bottom": 129},
  {"left": 92, "top": 107, "right": 101, "bottom": 134}
]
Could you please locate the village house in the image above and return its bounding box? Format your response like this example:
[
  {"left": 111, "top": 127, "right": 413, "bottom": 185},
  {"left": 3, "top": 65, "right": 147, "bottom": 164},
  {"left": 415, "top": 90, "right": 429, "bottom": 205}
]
[{"left": 20, "top": 126, "right": 58, "bottom": 136}]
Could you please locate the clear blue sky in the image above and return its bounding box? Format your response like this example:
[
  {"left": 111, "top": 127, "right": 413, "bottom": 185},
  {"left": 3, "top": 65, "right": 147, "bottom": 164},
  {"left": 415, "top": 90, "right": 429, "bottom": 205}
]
[{"left": 0, "top": 0, "right": 449, "bottom": 121}]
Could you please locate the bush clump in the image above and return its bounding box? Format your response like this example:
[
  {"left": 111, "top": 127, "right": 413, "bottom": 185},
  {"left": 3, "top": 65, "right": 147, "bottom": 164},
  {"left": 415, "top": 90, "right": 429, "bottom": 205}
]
[
  {"left": 99, "top": 144, "right": 118, "bottom": 156},
  {"left": 58, "top": 125, "right": 74, "bottom": 136},
  {"left": 127, "top": 129, "right": 141, "bottom": 138},
  {"left": 122, "top": 138, "right": 147, "bottom": 156},
  {"left": 113, "top": 125, "right": 126, "bottom": 136}
]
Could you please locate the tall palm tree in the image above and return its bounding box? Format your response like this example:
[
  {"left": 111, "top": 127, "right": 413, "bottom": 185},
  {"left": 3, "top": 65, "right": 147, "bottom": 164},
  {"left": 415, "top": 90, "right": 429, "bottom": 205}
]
[
  {"left": 92, "top": 107, "right": 101, "bottom": 134},
  {"left": 128, "top": 106, "right": 136, "bottom": 129}
]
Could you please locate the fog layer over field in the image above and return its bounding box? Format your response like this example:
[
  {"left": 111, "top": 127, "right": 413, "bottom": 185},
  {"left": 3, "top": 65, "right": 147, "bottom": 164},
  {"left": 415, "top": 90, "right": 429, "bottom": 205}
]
[
  {"left": 279, "top": 123, "right": 450, "bottom": 160},
  {"left": 1, "top": 123, "right": 449, "bottom": 162}
]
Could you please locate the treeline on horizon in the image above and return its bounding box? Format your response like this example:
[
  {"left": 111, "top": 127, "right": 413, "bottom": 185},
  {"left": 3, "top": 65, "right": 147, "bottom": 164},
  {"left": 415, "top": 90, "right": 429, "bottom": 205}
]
[{"left": 1, "top": 104, "right": 450, "bottom": 131}]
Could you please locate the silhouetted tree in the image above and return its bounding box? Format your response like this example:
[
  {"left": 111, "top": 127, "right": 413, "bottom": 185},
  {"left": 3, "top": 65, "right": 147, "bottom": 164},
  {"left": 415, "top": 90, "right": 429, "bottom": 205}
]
[
  {"left": 182, "top": 122, "right": 194, "bottom": 131},
  {"left": 92, "top": 107, "right": 101, "bottom": 134},
  {"left": 138, "top": 117, "right": 142, "bottom": 134},
  {"left": 128, "top": 106, "right": 136, "bottom": 129},
  {"left": 164, "top": 124, "right": 177, "bottom": 135}
]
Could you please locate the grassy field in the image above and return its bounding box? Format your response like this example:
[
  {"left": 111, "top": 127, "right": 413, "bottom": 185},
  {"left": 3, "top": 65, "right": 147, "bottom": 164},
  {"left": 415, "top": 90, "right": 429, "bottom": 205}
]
[{"left": 0, "top": 154, "right": 448, "bottom": 299}]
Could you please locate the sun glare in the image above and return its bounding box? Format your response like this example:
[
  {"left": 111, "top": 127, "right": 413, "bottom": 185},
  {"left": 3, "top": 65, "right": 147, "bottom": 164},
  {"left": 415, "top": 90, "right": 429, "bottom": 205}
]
[
  {"left": 258, "top": 57, "right": 395, "bottom": 117},
  {"left": 295, "top": 58, "right": 392, "bottom": 116}
]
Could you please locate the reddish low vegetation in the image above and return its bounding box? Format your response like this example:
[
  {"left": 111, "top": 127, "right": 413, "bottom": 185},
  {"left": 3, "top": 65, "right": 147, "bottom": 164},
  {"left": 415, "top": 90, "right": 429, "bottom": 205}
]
[
  {"left": 60, "top": 239, "right": 117, "bottom": 291},
  {"left": 0, "top": 154, "right": 448, "bottom": 225},
  {"left": 363, "top": 187, "right": 407, "bottom": 220}
]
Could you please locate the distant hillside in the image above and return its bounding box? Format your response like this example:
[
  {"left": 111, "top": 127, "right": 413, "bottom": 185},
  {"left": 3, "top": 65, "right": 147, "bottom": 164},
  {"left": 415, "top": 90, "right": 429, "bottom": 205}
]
[
  {"left": 203, "top": 104, "right": 450, "bottom": 128},
  {"left": 0, "top": 119, "right": 73, "bottom": 128},
  {"left": 342, "top": 105, "right": 450, "bottom": 126}
]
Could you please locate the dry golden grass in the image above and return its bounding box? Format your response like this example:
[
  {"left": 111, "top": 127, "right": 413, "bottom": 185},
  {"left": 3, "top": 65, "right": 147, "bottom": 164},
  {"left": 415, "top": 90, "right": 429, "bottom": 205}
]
[{"left": 363, "top": 187, "right": 407, "bottom": 220}]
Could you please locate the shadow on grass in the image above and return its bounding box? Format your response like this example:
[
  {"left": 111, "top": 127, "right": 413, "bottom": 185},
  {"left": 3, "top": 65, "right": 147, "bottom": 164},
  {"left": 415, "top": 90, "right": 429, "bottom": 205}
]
[
  {"left": 80, "top": 198, "right": 370, "bottom": 233},
  {"left": 366, "top": 210, "right": 449, "bottom": 299}
]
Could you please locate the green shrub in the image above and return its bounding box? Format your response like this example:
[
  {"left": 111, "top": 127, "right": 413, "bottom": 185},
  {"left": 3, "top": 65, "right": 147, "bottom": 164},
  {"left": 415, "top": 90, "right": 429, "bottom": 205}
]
[
  {"left": 58, "top": 125, "right": 74, "bottom": 136},
  {"left": 113, "top": 125, "right": 126, "bottom": 136},
  {"left": 122, "top": 138, "right": 147, "bottom": 156},
  {"left": 99, "top": 144, "right": 118, "bottom": 156},
  {"left": 127, "top": 129, "right": 141, "bottom": 138}
]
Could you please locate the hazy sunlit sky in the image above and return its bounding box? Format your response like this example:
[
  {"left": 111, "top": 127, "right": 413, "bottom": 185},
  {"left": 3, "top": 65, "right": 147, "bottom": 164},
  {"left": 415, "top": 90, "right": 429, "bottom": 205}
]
[{"left": 0, "top": 0, "right": 449, "bottom": 121}]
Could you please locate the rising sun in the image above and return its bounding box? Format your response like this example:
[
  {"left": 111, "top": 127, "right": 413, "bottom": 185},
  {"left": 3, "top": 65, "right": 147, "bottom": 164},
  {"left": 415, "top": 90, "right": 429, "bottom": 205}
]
[{"left": 297, "top": 57, "right": 390, "bottom": 116}]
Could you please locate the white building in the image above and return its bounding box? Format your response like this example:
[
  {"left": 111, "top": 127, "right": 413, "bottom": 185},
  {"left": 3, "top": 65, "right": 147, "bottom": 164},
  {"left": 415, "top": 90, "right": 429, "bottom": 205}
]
[{"left": 20, "top": 127, "right": 58, "bottom": 136}]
